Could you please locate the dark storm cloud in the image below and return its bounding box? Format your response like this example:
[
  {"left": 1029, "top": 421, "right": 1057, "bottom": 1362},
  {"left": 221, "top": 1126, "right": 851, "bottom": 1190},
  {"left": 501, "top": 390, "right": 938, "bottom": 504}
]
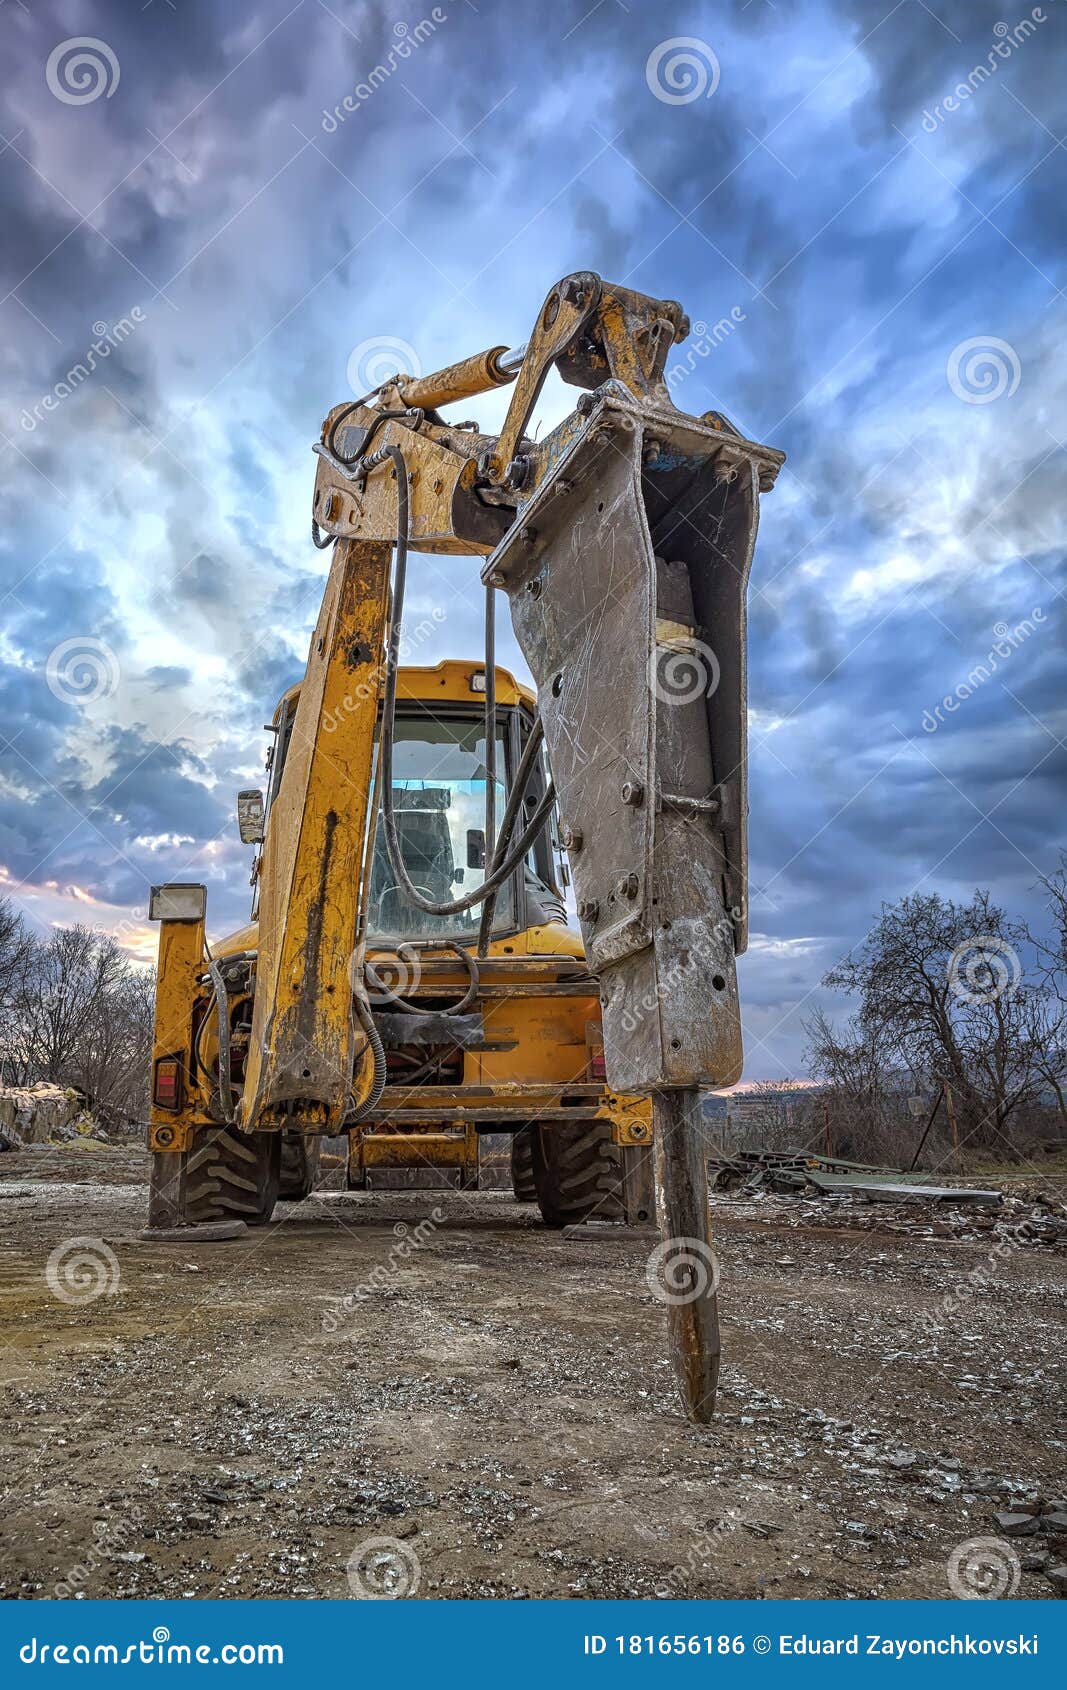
[{"left": 1, "top": 0, "right": 1063, "bottom": 1069}]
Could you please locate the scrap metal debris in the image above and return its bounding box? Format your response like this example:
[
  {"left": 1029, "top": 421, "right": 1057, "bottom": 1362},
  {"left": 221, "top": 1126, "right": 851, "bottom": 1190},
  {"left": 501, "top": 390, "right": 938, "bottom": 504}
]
[{"left": 709, "top": 1148, "right": 1067, "bottom": 1250}]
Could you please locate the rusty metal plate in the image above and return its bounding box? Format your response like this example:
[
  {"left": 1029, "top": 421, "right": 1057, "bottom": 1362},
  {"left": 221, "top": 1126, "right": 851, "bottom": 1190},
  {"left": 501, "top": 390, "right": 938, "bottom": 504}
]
[{"left": 485, "top": 389, "right": 775, "bottom": 1092}]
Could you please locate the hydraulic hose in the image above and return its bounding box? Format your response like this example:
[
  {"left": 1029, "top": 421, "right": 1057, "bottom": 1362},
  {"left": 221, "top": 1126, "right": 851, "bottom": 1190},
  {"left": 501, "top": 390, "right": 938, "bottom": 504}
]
[
  {"left": 476, "top": 716, "right": 548, "bottom": 956},
  {"left": 206, "top": 958, "right": 236, "bottom": 1125},
  {"left": 346, "top": 996, "right": 388, "bottom": 1123},
  {"left": 364, "top": 940, "right": 480, "bottom": 1016},
  {"left": 377, "top": 443, "right": 555, "bottom": 917}
]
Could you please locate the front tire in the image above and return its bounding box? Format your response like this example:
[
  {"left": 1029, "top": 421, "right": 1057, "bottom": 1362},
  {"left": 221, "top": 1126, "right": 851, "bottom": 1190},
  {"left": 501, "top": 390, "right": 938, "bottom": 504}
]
[
  {"left": 511, "top": 1129, "right": 537, "bottom": 1201},
  {"left": 184, "top": 1126, "right": 280, "bottom": 1226},
  {"left": 530, "top": 1120, "right": 624, "bottom": 1227},
  {"left": 278, "top": 1132, "right": 321, "bottom": 1201}
]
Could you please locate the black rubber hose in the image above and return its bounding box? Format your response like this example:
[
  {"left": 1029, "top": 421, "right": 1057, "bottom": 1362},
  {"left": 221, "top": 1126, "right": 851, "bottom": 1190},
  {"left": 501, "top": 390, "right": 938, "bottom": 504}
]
[
  {"left": 364, "top": 940, "right": 479, "bottom": 1016},
  {"left": 477, "top": 717, "right": 549, "bottom": 956},
  {"left": 206, "top": 959, "right": 236, "bottom": 1125},
  {"left": 484, "top": 582, "right": 497, "bottom": 866},
  {"left": 377, "top": 444, "right": 555, "bottom": 916},
  {"left": 346, "top": 996, "right": 388, "bottom": 1122}
]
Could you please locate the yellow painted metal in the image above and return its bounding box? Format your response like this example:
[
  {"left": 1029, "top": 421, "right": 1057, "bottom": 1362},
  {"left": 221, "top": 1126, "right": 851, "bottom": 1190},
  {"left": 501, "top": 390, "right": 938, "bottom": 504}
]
[
  {"left": 147, "top": 914, "right": 205, "bottom": 1154},
  {"left": 152, "top": 656, "right": 654, "bottom": 1164},
  {"left": 396, "top": 346, "right": 512, "bottom": 410},
  {"left": 238, "top": 538, "right": 392, "bottom": 1133},
  {"left": 360, "top": 1132, "right": 467, "bottom": 1167}
]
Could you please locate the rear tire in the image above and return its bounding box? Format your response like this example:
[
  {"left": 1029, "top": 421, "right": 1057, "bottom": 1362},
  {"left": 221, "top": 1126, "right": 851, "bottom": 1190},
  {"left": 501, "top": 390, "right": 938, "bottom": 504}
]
[
  {"left": 511, "top": 1129, "right": 537, "bottom": 1202},
  {"left": 278, "top": 1132, "right": 321, "bottom": 1201},
  {"left": 184, "top": 1126, "right": 280, "bottom": 1227},
  {"left": 530, "top": 1120, "right": 624, "bottom": 1227}
]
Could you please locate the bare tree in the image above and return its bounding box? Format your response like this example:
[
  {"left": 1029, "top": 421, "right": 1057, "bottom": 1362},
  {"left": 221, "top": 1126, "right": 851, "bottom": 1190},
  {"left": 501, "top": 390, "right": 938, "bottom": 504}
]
[
  {"left": 812, "top": 890, "right": 1058, "bottom": 1157},
  {"left": 6, "top": 924, "right": 155, "bottom": 1119},
  {"left": 0, "top": 897, "right": 39, "bottom": 1084}
]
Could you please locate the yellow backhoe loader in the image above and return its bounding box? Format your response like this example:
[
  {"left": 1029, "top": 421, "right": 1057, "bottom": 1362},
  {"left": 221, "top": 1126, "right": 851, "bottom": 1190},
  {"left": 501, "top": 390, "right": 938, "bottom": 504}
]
[{"left": 144, "top": 273, "right": 783, "bottom": 1421}]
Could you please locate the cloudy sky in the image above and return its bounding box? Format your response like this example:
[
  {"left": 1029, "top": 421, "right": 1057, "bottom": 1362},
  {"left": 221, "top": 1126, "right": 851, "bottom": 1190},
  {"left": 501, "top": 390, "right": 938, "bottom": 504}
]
[{"left": 1, "top": 0, "right": 1063, "bottom": 1078}]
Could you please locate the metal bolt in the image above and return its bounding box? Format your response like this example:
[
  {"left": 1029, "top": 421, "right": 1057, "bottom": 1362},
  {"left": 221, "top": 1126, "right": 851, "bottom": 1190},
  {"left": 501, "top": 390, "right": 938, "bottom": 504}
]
[
  {"left": 578, "top": 898, "right": 599, "bottom": 923},
  {"left": 621, "top": 781, "right": 644, "bottom": 807},
  {"left": 617, "top": 873, "right": 639, "bottom": 899},
  {"left": 504, "top": 455, "right": 530, "bottom": 491},
  {"left": 524, "top": 575, "right": 542, "bottom": 599},
  {"left": 560, "top": 824, "right": 583, "bottom": 853},
  {"left": 576, "top": 392, "right": 595, "bottom": 418},
  {"left": 519, "top": 525, "right": 537, "bottom": 545}
]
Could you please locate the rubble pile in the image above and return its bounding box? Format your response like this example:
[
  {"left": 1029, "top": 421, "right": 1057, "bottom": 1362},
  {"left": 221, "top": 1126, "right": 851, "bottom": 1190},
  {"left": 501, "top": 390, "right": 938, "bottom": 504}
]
[
  {"left": 710, "top": 1148, "right": 1067, "bottom": 1251},
  {"left": 0, "top": 1084, "right": 111, "bottom": 1151}
]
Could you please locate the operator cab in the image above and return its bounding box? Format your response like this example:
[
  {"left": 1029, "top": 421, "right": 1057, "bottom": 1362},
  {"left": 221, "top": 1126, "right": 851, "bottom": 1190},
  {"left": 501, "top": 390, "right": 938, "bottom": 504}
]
[{"left": 246, "top": 661, "right": 566, "bottom": 945}]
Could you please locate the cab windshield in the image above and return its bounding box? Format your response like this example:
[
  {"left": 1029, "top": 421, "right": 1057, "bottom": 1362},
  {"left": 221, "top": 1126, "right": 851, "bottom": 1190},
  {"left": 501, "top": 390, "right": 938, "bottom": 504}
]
[{"left": 366, "top": 711, "right": 513, "bottom": 943}]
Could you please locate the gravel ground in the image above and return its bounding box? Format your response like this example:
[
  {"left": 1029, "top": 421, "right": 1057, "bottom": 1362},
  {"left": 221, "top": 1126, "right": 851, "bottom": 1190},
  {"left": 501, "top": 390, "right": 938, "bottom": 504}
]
[{"left": 0, "top": 1142, "right": 1064, "bottom": 1601}]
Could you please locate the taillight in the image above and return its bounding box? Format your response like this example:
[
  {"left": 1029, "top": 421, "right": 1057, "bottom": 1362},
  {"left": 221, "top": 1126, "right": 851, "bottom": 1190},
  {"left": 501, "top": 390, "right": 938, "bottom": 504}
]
[
  {"left": 153, "top": 1057, "right": 183, "bottom": 1110},
  {"left": 586, "top": 1025, "right": 606, "bottom": 1080}
]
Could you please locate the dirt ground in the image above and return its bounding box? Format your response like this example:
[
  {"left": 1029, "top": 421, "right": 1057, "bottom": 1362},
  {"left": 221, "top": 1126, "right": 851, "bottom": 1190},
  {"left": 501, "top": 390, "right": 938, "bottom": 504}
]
[{"left": 0, "top": 1142, "right": 1064, "bottom": 1601}]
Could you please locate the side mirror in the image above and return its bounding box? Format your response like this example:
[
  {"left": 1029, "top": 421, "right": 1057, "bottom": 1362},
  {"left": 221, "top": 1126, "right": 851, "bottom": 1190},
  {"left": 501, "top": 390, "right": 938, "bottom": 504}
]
[
  {"left": 237, "top": 789, "right": 265, "bottom": 845},
  {"left": 466, "top": 827, "right": 486, "bottom": 869}
]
